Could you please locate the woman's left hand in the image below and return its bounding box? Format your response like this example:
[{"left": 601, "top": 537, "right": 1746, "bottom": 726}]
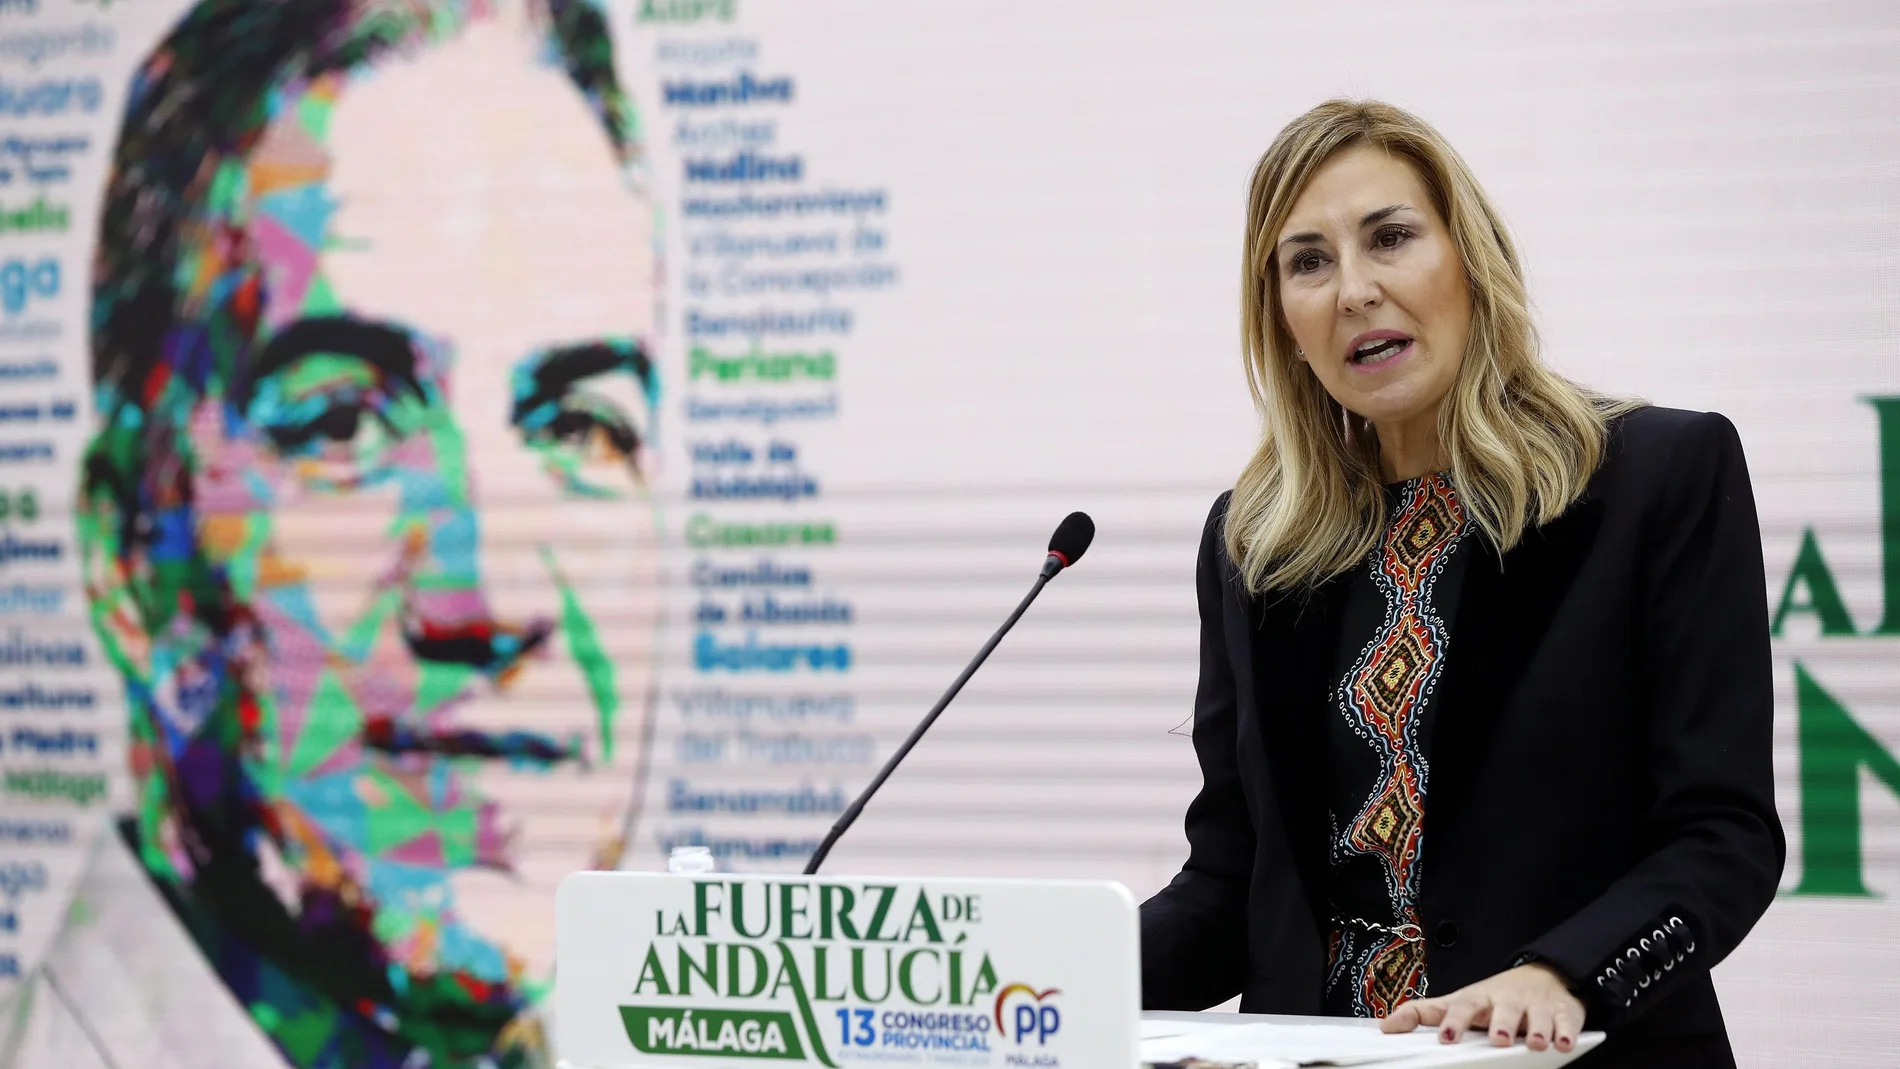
[{"left": 1378, "top": 963, "right": 1585, "bottom": 1053}]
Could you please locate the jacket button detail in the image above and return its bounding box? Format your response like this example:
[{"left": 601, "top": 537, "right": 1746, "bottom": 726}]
[
  {"left": 1432, "top": 921, "right": 1459, "bottom": 948},
  {"left": 1594, "top": 912, "right": 1701, "bottom": 1015}
]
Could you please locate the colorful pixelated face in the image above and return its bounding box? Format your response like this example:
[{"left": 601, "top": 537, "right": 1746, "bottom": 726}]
[{"left": 178, "top": 2, "right": 656, "bottom": 1017}]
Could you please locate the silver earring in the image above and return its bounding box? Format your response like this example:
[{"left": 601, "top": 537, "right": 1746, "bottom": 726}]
[{"left": 1296, "top": 348, "right": 1304, "bottom": 357}]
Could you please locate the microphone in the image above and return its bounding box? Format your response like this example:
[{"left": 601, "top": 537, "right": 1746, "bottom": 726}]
[
  {"left": 1041, "top": 510, "right": 1096, "bottom": 578},
  {"left": 802, "top": 512, "right": 1095, "bottom": 875}
]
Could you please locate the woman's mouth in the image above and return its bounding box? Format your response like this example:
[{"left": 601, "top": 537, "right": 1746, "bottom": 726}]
[
  {"left": 363, "top": 715, "right": 583, "bottom": 770},
  {"left": 1348, "top": 334, "right": 1414, "bottom": 370}
]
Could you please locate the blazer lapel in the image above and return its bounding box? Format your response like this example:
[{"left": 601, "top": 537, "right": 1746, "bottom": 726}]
[
  {"left": 1427, "top": 497, "right": 1605, "bottom": 832},
  {"left": 1239, "top": 574, "right": 1350, "bottom": 919}
]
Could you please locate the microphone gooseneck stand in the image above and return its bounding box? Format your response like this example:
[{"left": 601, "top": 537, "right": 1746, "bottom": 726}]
[{"left": 802, "top": 558, "right": 1063, "bottom": 876}]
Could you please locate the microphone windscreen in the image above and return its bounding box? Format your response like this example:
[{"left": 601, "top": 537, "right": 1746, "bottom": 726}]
[{"left": 1047, "top": 511, "right": 1096, "bottom": 567}]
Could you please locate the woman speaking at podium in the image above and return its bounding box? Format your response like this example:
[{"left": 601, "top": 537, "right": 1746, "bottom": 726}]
[{"left": 1140, "top": 100, "right": 1782, "bottom": 1069}]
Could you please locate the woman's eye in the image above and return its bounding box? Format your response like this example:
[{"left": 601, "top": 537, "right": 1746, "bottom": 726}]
[
  {"left": 1374, "top": 226, "right": 1412, "bottom": 250},
  {"left": 1288, "top": 250, "right": 1325, "bottom": 275}
]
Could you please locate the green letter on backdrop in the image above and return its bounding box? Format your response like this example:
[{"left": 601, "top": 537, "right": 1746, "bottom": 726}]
[
  {"left": 1871, "top": 397, "right": 1900, "bottom": 635},
  {"left": 1772, "top": 528, "right": 1857, "bottom": 636},
  {"left": 1794, "top": 663, "right": 1900, "bottom": 896}
]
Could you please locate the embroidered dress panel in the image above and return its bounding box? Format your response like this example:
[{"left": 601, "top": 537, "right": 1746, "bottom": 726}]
[{"left": 1322, "top": 473, "right": 1470, "bottom": 1018}]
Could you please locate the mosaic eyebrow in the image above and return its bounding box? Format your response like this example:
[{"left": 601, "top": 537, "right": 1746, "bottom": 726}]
[
  {"left": 240, "top": 315, "right": 424, "bottom": 408},
  {"left": 508, "top": 339, "right": 654, "bottom": 428}
]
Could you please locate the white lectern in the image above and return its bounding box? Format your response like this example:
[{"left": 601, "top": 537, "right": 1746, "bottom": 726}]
[{"left": 554, "top": 872, "right": 1600, "bottom": 1068}]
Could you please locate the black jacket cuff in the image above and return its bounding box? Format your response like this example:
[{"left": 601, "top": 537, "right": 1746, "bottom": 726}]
[{"left": 1516, "top": 910, "right": 1702, "bottom": 1027}]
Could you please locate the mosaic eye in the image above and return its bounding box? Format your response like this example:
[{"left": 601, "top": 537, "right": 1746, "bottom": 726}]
[
  {"left": 520, "top": 393, "right": 645, "bottom": 497},
  {"left": 244, "top": 319, "right": 434, "bottom": 483},
  {"left": 510, "top": 342, "right": 654, "bottom": 498},
  {"left": 310, "top": 402, "right": 366, "bottom": 443},
  {"left": 261, "top": 390, "right": 399, "bottom": 456},
  {"left": 530, "top": 399, "right": 638, "bottom": 458}
]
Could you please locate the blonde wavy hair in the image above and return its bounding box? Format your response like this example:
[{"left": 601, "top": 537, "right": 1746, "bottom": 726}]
[{"left": 1227, "top": 99, "right": 1634, "bottom": 593}]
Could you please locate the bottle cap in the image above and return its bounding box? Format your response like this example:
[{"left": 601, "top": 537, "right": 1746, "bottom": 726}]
[{"left": 667, "top": 845, "right": 716, "bottom": 874}]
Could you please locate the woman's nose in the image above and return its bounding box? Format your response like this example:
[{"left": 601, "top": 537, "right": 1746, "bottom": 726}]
[{"left": 1336, "top": 255, "right": 1383, "bottom": 315}]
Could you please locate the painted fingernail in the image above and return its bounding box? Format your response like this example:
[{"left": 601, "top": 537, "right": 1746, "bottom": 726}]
[
  {"left": 1441, "top": 1029, "right": 1456, "bottom": 1042},
  {"left": 1531, "top": 1034, "right": 1545, "bottom": 1044}
]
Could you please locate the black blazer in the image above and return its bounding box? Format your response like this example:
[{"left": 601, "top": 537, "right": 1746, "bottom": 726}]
[{"left": 1140, "top": 406, "right": 1784, "bottom": 1069}]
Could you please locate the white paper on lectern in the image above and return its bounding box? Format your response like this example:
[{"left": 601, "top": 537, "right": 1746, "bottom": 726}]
[
  {"left": 1143, "top": 1021, "right": 1448, "bottom": 1065},
  {"left": 1140, "top": 1014, "right": 1604, "bottom": 1068}
]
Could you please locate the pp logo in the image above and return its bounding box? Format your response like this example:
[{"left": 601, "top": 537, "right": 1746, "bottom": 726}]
[{"left": 994, "top": 984, "right": 1061, "bottom": 1046}]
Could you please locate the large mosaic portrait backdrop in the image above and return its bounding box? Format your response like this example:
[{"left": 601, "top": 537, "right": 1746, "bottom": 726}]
[{"left": 4, "top": 2, "right": 662, "bottom": 1066}]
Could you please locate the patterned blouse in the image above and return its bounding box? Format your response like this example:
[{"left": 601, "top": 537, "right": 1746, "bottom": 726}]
[{"left": 1322, "top": 472, "right": 1471, "bottom": 1018}]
